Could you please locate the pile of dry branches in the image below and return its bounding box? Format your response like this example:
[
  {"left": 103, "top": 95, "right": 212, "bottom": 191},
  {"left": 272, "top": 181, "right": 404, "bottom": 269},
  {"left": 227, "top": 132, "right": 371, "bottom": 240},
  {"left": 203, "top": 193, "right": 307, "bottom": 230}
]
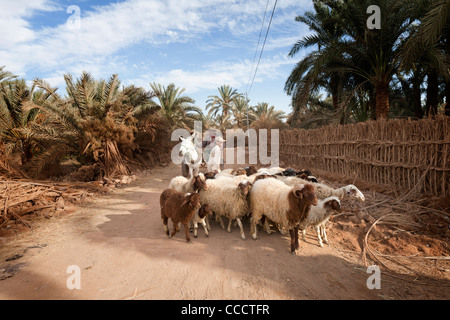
[
  {"left": 0, "top": 177, "right": 103, "bottom": 229},
  {"left": 356, "top": 188, "right": 450, "bottom": 284}
]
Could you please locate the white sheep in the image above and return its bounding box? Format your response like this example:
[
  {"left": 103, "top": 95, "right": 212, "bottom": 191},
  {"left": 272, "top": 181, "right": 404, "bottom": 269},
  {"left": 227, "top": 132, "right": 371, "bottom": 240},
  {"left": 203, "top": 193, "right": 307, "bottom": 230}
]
[
  {"left": 199, "top": 178, "right": 253, "bottom": 240},
  {"left": 249, "top": 178, "right": 318, "bottom": 253},
  {"left": 279, "top": 177, "right": 365, "bottom": 202},
  {"left": 168, "top": 173, "right": 207, "bottom": 194},
  {"left": 257, "top": 166, "right": 285, "bottom": 175},
  {"left": 298, "top": 196, "right": 342, "bottom": 247}
]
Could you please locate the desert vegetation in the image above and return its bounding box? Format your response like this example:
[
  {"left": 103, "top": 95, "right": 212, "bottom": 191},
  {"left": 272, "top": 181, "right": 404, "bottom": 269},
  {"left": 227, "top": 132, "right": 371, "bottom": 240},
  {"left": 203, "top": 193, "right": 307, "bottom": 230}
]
[{"left": 0, "top": 71, "right": 287, "bottom": 181}]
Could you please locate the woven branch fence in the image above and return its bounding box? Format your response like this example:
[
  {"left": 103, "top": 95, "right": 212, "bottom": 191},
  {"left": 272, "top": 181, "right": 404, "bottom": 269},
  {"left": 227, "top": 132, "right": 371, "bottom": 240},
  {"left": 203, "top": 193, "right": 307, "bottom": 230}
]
[{"left": 280, "top": 117, "right": 450, "bottom": 198}]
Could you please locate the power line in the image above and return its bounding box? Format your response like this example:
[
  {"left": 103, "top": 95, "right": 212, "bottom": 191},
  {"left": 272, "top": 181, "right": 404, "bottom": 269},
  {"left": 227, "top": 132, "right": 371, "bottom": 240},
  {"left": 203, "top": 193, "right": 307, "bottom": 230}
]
[
  {"left": 245, "top": 0, "right": 278, "bottom": 135},
  {"left": 247, "top": 0, "right": 278, "bottom": 97},
  {"left": 245, "top": 0, "right": 271, "bottom": 95}
]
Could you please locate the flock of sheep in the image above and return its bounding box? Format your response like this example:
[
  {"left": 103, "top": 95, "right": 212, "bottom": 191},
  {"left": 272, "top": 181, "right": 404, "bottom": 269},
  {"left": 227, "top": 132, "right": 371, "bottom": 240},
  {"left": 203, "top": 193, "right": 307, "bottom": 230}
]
[{"left": 160, "top": 166, "right": 366, "bottom": 253}]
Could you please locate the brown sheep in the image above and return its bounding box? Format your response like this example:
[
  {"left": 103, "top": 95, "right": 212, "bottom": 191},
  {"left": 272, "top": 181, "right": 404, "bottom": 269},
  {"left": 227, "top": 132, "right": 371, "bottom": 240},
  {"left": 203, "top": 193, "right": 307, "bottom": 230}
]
[
  {"left": 231, "top": 168, "right": 247, "bottom": 176},
  {"left": 250, "top": 179, "right": 318, "bottom": 253},
  {"left": 245, "top": 166, "right": 258, "bottom": 176},
  {"left": 160, "top": 189, "right": 201, "bottom": 243},
  {"left": 204, "top": 171, "right": 217, "bottom": 180}
]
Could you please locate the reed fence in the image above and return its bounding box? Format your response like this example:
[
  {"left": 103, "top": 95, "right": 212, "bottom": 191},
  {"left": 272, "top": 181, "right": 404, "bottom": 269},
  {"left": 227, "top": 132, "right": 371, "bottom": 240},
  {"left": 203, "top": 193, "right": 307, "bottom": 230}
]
[{"left": 280, "top": 117, "right": 450, "bottom": 197}]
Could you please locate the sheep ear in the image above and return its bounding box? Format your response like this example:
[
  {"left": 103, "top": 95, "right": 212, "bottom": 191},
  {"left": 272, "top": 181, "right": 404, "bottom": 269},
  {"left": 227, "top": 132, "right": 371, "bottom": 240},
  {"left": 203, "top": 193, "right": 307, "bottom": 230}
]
[
  {"left": 293, "top": 188, "right": 304, "bottom": 198},
  {"left": 325, "top": 199, "right": 341, "bottom": 211},
  {"left": 331, "top": 200, "right": 341, "bottom": 211}
]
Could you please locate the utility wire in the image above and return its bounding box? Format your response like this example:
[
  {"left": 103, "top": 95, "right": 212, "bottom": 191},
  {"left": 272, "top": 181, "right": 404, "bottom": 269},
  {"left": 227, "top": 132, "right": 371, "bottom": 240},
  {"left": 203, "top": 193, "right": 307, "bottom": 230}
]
[
  {"left": 246, "top": 0, "right": 278, "bottom": 134},
  {"left": 247, "top": 0, "right": 278, "bottom": 97},
  {"left": 245, "top": 0, "right": 271, "bottom": 95}
]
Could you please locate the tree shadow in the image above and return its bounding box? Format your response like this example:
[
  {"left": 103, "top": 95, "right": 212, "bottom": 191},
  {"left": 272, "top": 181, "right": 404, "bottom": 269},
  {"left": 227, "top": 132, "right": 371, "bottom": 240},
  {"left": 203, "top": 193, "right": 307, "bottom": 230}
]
[{"left": 90, "top": 193, "right": 450, "bottom": 300}]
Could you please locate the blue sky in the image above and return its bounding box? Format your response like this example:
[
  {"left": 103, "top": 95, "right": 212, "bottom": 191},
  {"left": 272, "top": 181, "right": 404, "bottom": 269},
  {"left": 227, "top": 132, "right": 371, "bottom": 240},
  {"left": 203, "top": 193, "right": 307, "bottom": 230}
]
[{"left": 0, "top": 0, "right": 313, "bottom": 115}]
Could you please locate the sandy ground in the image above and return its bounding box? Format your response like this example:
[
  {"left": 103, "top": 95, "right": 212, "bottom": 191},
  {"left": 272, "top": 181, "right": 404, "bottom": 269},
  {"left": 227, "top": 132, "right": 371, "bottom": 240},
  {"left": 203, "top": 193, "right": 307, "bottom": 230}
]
[{"left": 0, "top": 163, "right": 449, "bottom": 300}]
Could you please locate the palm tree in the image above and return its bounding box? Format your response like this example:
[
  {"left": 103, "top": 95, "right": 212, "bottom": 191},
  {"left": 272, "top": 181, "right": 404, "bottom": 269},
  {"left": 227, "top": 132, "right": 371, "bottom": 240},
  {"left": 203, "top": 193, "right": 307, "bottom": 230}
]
[
  {"left": 333, "top": 0, "right": 425, "bottom": 119},
  {"left": 232, "top": 96, "right": 252, "bottom": 129},
  {"left": 250, "top": 102, "right": 285, "bottom": 129},
  {"left": 149, "top": 82, "right": 201, "bottom": 130},
  {"left": 401, "top": 0, "right": 450, "bottom": 116},
  {"left": 30, "top": 73, "right": 139, "bottom": 177},
  {"left": 0, "top": 66, "right": 16, "bottom": 83},
  {"left": 285, "top": 1, "right": 347, "bottom": 111},
  {"left": 286, "top": 0, "right": 444, "bottom": 120},
  {"left": 0, "top": 78, "right": 48, "bottom": 165},
  {"left": 193, "top": 110, "right": 219, "bottom": 131},
  {"left": 206, "top": 85, "right": 243, "bottom": 130}
]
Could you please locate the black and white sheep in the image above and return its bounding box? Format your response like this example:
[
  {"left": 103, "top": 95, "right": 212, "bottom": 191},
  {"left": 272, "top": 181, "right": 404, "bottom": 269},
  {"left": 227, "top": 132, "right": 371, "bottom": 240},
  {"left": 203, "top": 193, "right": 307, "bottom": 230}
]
[
  {"left": 191, "top": 204, "right": 213, "bottom": 238},
  {"left": 298, "top": 196, "right": 342, "bottom": 247}
]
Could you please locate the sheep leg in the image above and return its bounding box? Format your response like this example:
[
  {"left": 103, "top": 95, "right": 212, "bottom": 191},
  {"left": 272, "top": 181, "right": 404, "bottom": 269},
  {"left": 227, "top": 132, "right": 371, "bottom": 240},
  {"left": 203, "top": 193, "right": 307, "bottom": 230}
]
[
  {"left": 193, "top": 221, "right": 199, "bottom": 238},
  {"left": 315, "top": 225, "right": 323, "bottom": 248},
  {"left": 294, "top": 226, "right": 300, "bottom": 250},
  {"left": 320, "top": 225, "right": 329, "bottom": 245},
  {"left": 217, "top": 215, "right": 226, "bottom": 230},
  {"left": 278, "top": 224, "right": 288, "bottom": 235},
  {"left": 183, "top": 223, "right": 192, "bottom": 243},
  {"left": 201, "top": 220, "right": 209, "bottom": 237},
  {"left": 227, "top": 218, "right": 232, "bottom": 233},
  {"left": 289, "top": 229, "right": 296, "bottom": 253},
  {"left": 170, "top": 221, "right": 180, "bottom": 238},
  {"left": 301, "top": 228, "right": 307, "bottom": 242},
  {"left": 162, "top": 217, "right": 169, "bottom": 237},
  {"left": 205, "top": 216, "right": 211, "bottom": 231},
  {"left": 263, "top": 218, "right": 273, "bottom": 235},
  {"left": 250, "top": 217, "right": 258, "bottom": 240},
  {"left": 236, "top": 218, "right": 245, "bottom": 240}
]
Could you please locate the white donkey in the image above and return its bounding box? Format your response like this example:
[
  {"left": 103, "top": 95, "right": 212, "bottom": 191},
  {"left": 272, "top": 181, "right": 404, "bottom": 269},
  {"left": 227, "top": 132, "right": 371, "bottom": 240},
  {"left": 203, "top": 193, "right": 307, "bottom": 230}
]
[{"left": 179, "top": 133, "right": 201, "bottom": 179}]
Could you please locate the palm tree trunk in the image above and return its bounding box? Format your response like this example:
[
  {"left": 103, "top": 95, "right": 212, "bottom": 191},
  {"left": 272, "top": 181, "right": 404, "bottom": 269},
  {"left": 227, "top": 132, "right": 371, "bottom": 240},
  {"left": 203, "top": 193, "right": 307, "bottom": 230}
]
[
  {"left": 375, "top": 82, "right": 390, "bottom": 120},
  {"left": 413, "top": 76, "right": 423, "bottom": 119},
  {"left": 446, "top": 29, "right": 450, "bottom": 117},
  {"left": 446, "top": 80, "right": 450, "bottom": 117},
  {"left": 330, "top": 75, "right": 339, "bottom": 110},
  {"left": 332, "top": 93, "right": 339, "bottom": 110},
  {"left": 368, "top": 88, "right": 376, "bottom": 120},
  {"left": 426, "top": 69, "right": 439, "bottom": 117}
]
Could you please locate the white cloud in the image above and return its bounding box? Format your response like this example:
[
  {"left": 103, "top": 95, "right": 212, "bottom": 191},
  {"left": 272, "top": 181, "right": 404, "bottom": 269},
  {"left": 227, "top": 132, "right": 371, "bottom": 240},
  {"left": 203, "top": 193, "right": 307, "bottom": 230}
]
[
  {"left": 143, "top": 54, "right": 296, "bottom": 94},
  {"left": 0, "top": 0, "right": 60, "bottom": 46},
  {"left": 1, "top": 0, "right": 312, "bottom": 111}
]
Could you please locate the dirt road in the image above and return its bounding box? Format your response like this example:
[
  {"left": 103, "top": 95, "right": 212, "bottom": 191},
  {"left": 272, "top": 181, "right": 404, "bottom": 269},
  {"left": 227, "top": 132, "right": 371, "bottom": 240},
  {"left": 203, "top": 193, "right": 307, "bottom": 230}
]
[{"left": 0, "top": 164, "right": 448, "bottom": 300}]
